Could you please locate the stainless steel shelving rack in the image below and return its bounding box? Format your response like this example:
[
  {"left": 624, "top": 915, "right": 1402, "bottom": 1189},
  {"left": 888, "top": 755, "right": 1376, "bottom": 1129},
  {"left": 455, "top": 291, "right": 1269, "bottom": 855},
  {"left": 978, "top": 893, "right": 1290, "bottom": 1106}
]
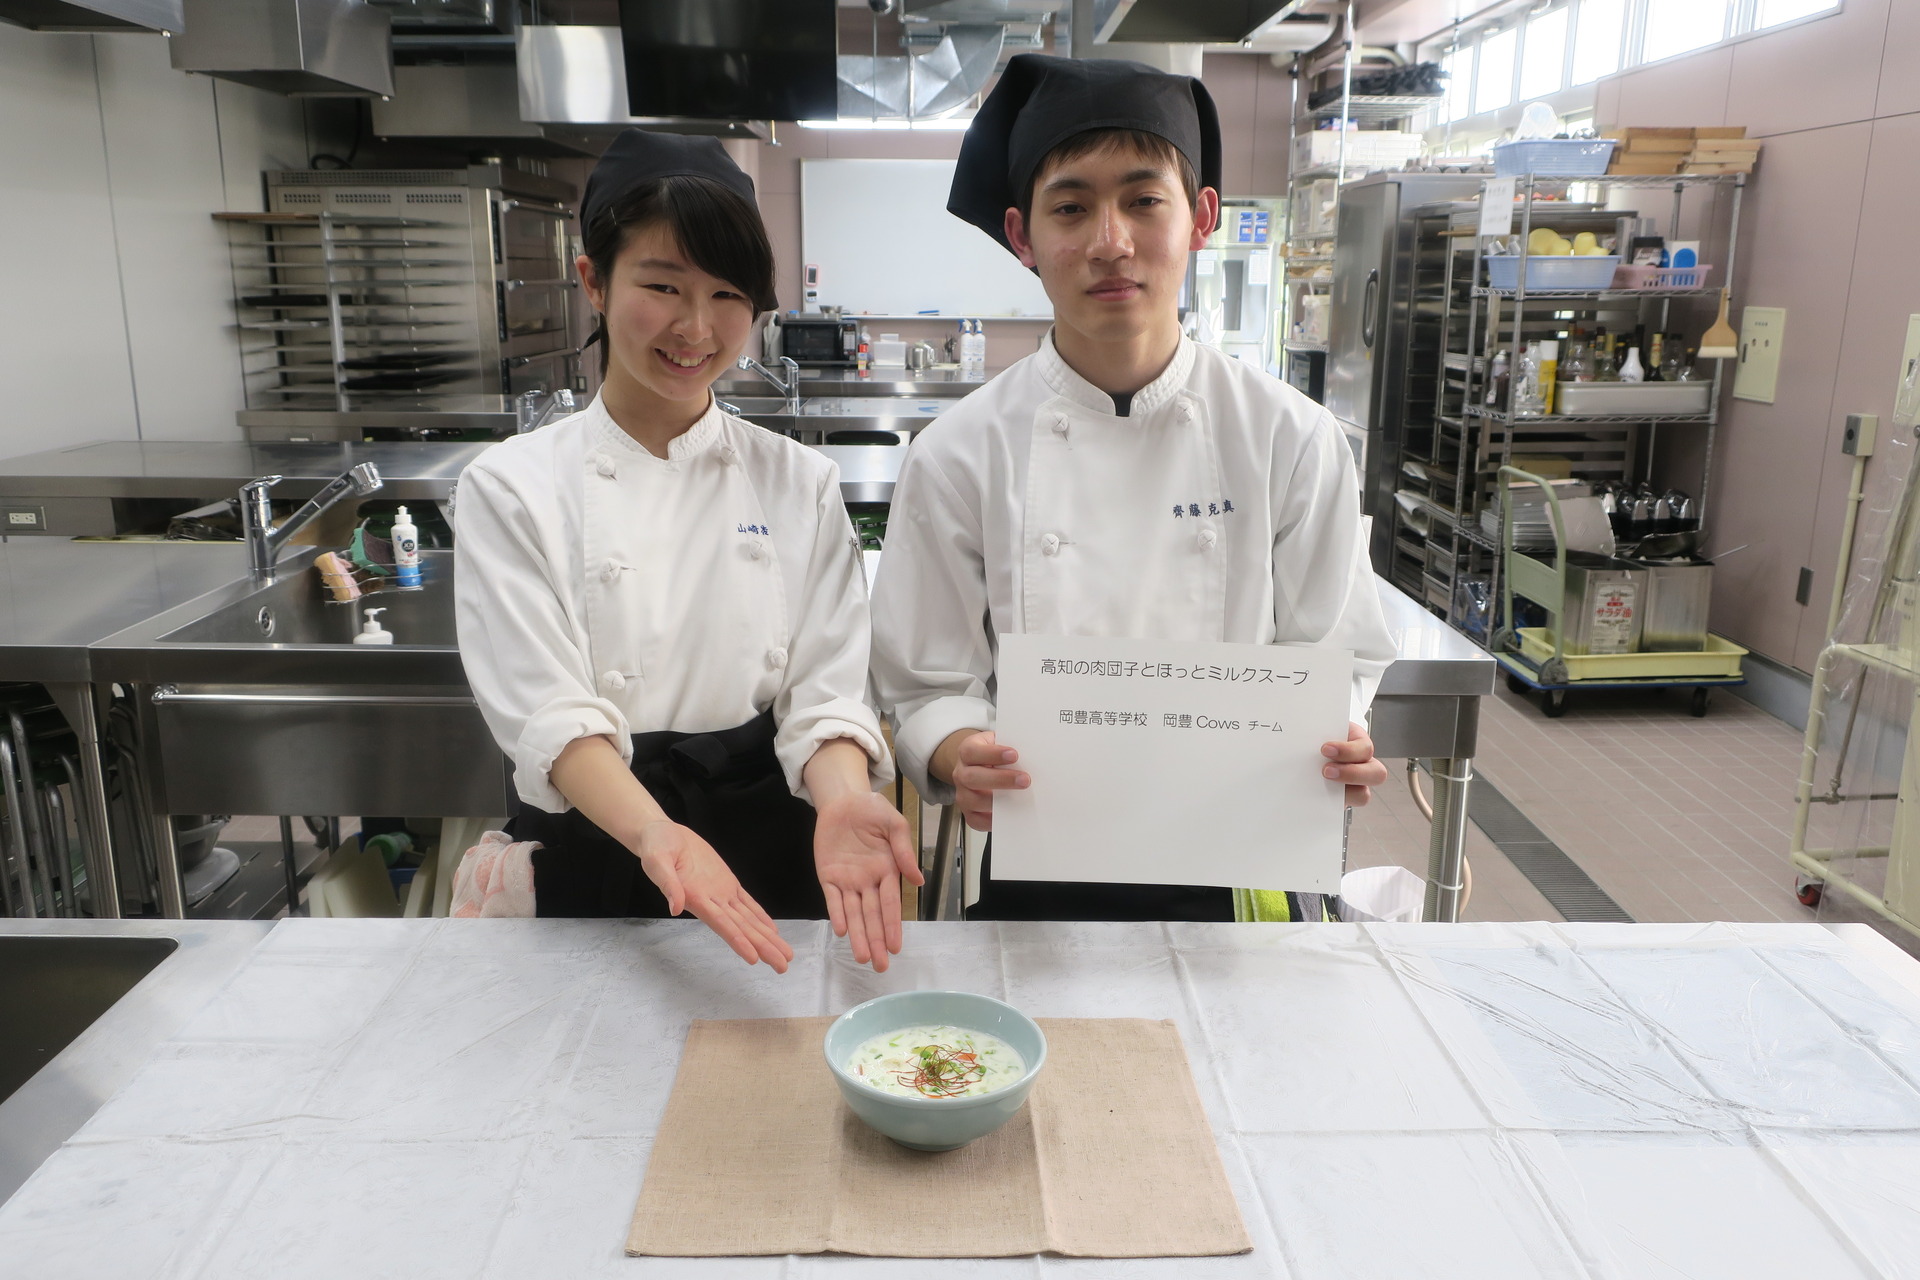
[
  {"left": 1279, "top": 14, "right": 1440, "bottom": 400},
  {"left": 1394, "top": 172, "right": 1748, "bottom": 627},
  {"left": 218, "top": 211, "right": 474, "bottom": 413}
]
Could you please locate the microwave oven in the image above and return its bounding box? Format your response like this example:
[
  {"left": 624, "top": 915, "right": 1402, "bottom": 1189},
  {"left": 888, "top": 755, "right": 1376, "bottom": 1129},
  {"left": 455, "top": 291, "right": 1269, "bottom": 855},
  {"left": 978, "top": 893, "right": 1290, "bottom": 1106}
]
[{"left": 780, "top": 316, "right": 859, "bottom": 367}]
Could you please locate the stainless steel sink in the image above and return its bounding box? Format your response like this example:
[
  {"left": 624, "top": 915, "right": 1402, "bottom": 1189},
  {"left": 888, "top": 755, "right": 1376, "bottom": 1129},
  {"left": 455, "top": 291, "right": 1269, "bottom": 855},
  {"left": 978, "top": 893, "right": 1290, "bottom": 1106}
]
[
  {"left": 91, "top": 548, "right": 505, "bottom": 819},
  {"left": 159, "top": 564, "right": 455, "bottom": 647},
  {"left": 0, "top": 935, "right": 177, "bottom": 1105}
]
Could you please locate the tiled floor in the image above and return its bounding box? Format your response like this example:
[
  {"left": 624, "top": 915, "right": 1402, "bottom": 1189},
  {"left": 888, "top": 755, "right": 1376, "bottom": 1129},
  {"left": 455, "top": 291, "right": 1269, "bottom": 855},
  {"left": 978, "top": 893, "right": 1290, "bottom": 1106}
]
[{"left": 1351, "top": 680, "right": 1815, "bottom": 926}]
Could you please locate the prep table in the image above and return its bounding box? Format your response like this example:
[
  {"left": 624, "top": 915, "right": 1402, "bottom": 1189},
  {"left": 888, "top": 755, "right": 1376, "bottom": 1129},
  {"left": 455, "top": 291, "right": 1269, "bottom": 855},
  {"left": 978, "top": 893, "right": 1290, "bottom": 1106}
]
[
  {"left": 4, "top": 916, "right": 1920, "bottom": 1278},
  {"left": 0, "top": 530, "right": 1490, "bottom": 922},
  {"left": 0, "top": 439, "right": 897, "bottom": 534}
]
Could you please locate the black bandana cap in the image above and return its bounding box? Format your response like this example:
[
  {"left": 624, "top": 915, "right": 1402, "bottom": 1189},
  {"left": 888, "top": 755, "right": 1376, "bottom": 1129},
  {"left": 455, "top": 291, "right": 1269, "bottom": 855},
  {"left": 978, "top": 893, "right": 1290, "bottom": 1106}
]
[
  {"left": 580, "top": 129, "right": 758, "bottom": 237},
  {"left": 947, "top": 53, "right": 1221, "bottom": 255}
]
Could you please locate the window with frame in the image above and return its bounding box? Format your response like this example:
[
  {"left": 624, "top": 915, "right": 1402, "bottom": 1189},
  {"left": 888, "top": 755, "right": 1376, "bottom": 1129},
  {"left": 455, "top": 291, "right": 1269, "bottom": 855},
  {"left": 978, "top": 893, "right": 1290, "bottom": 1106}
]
[
  {"left": 1518, "top": 6, "right": 1571, "bottom": 101},
  {"left": 1642, "top": 0, "right": 1732, "bottom": 62}
]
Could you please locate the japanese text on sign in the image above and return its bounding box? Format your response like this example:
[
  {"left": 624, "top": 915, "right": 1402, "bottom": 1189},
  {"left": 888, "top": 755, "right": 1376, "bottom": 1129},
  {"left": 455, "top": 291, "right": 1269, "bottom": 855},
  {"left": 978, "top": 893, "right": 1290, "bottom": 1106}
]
[{"left": 1038, "top": 658, "right": 1308, "bottom": 684}]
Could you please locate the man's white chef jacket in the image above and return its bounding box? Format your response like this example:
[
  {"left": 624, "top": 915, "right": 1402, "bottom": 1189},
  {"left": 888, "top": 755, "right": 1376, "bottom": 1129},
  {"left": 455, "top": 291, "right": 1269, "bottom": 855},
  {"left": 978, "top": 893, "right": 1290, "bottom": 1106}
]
[
  {"left": 454, "top": 395, "right": 890, "bottom": 813},
  {"left": 871, "top": 334, "right": 1395, "bottom": 804}
]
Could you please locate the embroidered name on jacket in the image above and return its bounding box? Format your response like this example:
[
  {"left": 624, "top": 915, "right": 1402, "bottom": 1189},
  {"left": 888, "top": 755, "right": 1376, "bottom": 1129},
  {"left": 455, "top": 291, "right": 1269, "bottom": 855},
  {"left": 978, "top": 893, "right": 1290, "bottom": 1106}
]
[
  {"left": 1172, "top": 500, "right": 1234, "bottom": 519},
  {"left": 736, "top": 523, "right": 770, "bottom": 535}
]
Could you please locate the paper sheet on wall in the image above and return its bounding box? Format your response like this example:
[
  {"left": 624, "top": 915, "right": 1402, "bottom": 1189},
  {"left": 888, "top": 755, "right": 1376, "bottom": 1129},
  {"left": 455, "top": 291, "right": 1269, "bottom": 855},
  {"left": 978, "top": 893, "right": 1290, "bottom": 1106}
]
[{"left": 992, "top": 634, "right": 1352, "bottom": 893}]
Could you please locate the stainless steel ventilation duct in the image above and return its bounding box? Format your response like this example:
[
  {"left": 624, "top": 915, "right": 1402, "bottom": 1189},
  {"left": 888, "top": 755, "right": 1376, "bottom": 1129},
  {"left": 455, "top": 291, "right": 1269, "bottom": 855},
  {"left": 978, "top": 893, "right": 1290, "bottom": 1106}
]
[
  {"left": 0, "top": 0, "right": 180, "bottom": 31},
  {"left": 168, "top": 0, "right": 393, "bottom": 96},
  {"left": 837, "top": 24, "right": 1005, "bottom": 121},
  {"left": 514, "top": 25, "right": 772, "bottom": 142}
]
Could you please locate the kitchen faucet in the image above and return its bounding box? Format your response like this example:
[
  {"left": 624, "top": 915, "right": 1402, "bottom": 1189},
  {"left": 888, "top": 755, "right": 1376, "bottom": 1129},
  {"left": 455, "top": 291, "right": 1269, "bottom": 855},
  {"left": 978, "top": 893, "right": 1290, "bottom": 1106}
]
[
  {"left": 242, "top": 462, "right": 383, "bottom": 578},
  {"left": 736, "top": 354, "right": 802, "bottom": 416},
  {"left": 516, "top": 387, "right": 576, "bottom": 434}
]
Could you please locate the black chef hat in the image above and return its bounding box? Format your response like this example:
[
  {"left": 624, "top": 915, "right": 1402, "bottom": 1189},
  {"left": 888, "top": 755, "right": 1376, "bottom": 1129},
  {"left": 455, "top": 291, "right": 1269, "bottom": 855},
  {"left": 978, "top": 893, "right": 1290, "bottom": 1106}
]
[
  {"left": 948, "top": 53, "right": 1221, "bottom": 254},
  {"left": 581, "top": 129, "right": 757, "bottom": 235}
]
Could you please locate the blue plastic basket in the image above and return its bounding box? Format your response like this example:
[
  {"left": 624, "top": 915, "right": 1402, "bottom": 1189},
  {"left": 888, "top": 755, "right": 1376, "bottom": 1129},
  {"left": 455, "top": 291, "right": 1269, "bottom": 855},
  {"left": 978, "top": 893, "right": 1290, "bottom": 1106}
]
[
  {"left": 1484, "top": 255, "right": 1621, "bottom": 292},
  {"left": 1491, "top": 139, "right": 1618, "bottom": 177}
]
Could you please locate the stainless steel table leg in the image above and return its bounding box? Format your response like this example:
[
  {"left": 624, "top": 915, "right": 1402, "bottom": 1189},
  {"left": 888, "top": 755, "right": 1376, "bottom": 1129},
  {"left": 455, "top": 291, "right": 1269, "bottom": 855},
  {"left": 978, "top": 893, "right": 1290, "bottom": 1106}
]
[
  {"left": 922, "top": 806, "right": 957, "bottom": 921},
  {"left": 279, "top": 816, "right": 300, "bottom": 918},
  {"left": 44, "top": 683, "right": 120, "bottom": 920},
  {"left": 1423, "top": 756, "right": 1474, "bottom": 922},
  {"left": 151, "top": 809, "right": 185, "bottom": 919}
]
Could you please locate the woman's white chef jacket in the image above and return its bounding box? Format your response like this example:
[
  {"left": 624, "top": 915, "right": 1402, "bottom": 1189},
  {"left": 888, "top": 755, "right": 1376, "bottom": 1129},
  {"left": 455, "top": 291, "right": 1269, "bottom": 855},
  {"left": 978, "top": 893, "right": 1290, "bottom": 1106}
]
[
  {"left": 870, "top": 334, "right": 1395, "bottom": 804},
  {"left": 454, "top": 395, "right": 891, "bottom": 813}
]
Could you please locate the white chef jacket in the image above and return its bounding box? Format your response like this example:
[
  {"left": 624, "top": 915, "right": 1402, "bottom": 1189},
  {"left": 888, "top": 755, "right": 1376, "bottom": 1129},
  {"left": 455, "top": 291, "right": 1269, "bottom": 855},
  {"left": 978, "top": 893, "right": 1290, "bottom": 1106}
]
[
  {"left": 454, "top": 394, "right": 891, "bottom": 813},
  {"left": 871, "top": 333, "right": 1395, "bottom": 804}
]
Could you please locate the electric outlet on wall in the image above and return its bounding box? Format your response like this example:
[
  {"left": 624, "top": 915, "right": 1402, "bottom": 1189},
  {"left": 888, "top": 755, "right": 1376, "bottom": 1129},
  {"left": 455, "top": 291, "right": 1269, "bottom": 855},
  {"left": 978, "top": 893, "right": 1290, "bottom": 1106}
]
[
  {"left": 1796, "top": 567, "right": 1814, "bottom": 606},
  {"left": 1735, "top": 307, "right": 1787, "bottom": 404},
  {"left": 1843, "top": 414, "right": 1878, "bottom": 456}
]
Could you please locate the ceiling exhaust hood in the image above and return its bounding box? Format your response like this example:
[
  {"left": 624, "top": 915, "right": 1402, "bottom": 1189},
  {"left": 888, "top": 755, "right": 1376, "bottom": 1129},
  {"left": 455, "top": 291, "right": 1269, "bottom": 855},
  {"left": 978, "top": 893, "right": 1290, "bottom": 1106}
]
[
  {"left": 836, "top": 24, "right": 1005, "bottom": 121},
  {"left": 0, "top": 0, "right": 180, "bottom": 31},
  {"left": 516, "top": 26, "right": 772, "bottom": 142},
  {"left": 169, "top": 0, "right": 393, "bottom": 97},
  {"left": 1095, "top": 0, "right": 1309, "bottom": 43}
]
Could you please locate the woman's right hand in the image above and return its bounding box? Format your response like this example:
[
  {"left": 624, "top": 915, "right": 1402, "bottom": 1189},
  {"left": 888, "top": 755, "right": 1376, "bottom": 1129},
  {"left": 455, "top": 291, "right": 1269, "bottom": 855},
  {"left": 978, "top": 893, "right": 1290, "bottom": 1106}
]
[{"left": 634, "top": 819, "right": 794, "bottom": 972}]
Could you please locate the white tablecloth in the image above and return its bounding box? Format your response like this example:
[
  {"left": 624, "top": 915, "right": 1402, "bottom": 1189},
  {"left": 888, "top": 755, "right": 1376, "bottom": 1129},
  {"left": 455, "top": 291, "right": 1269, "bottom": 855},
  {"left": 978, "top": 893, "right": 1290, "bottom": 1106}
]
[{"left": 6, "top": 919, "right": 1920, "bottom": 1279}]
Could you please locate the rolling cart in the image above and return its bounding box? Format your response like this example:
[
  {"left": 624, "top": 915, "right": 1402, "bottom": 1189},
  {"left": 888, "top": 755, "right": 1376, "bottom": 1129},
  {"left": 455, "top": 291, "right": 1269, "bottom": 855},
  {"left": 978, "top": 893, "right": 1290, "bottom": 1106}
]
[{"left": 1490, "top": 465, "right": 1747, "bottom": 718}]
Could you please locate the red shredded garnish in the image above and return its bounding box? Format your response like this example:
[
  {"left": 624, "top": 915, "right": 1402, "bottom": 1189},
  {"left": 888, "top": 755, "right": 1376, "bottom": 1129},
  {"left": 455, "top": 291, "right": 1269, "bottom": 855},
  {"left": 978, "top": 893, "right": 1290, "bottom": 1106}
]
[{"left": 895, "top": 1043, "right": 988, "bottom": 1098}]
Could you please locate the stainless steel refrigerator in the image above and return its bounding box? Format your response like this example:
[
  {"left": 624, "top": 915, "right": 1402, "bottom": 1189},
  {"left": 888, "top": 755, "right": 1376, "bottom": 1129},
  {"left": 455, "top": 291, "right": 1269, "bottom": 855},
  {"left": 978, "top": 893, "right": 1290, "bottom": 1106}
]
[{"left": 1325, "top": 171, "right": 1481, "bottom": 572}]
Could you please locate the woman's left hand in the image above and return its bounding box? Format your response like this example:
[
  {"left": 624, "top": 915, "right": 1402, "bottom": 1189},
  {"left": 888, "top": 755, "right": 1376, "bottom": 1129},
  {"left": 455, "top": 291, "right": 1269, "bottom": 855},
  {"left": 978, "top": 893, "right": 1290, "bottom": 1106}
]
[
  {"left": 813, "top": 791, "right": 923, "bottom": 973},
  {"left": 1322, "top": 720, "right": 1389, "bottom": 806}
]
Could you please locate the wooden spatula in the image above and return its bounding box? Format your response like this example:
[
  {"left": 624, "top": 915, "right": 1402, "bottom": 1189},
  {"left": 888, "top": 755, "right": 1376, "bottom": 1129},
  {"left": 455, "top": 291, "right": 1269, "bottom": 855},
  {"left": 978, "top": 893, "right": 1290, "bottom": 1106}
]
[{"left": 1698, "top": 287, "right": 1739, "bottom": 360}]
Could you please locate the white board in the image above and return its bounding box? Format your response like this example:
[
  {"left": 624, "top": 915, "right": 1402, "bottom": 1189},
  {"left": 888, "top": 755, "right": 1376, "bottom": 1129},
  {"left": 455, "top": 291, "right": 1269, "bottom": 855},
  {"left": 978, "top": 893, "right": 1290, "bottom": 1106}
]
[{"left": 800, "top": 158, "right": 1054, "bottom": 318}]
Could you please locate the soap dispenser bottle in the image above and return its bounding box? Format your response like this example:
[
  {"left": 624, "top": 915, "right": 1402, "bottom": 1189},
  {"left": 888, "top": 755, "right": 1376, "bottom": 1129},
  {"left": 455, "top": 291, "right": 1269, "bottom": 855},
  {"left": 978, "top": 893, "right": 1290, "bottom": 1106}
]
[
  {"left": 391, "top": 506, "right": 421, "bottom": 588},
  {"left": 353, "top": 607, "right": 394, "bottom": 645}
]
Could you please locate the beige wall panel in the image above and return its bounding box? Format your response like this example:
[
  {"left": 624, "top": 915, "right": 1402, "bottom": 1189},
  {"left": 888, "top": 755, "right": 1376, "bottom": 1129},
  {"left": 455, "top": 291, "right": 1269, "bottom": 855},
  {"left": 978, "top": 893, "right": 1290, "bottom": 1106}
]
[
  {"left": 1726, "top": 0, "right": 1887, "bottom": 137},
  {"left": 0, "top": 29, "right": 138, "bottom": 460},
  {"left": 1608, "top": 45, "right": 1734, "bottom": 128},
  {"left": 1202, "top": 53, "right": 1257, "bottom": 196},
  {"left": 1794, "top": 111, "right": 1920, "bottom": 668},
  {"left": 1700, "top": 123, "right": 1872, "bottom": 667},
  {"left": 1875, "top": 0, "right": 1920, "bottom": 118},
  {"left": 93, "top": 34, "right": 243, "bottom": 442}
]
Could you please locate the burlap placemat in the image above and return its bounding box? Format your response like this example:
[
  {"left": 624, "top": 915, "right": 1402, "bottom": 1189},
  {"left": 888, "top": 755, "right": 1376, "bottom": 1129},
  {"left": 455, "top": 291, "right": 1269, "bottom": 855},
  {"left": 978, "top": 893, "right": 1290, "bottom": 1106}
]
[{"left": 626, "top": 1016, "right": 1250, "bottom": 1258}]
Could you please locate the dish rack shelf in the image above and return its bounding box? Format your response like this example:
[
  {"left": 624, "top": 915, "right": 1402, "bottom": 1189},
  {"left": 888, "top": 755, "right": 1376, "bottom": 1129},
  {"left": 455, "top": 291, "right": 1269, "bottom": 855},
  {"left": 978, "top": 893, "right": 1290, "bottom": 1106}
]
[{"left": 217, "top": 211, "right": 481, "bottom": 411}]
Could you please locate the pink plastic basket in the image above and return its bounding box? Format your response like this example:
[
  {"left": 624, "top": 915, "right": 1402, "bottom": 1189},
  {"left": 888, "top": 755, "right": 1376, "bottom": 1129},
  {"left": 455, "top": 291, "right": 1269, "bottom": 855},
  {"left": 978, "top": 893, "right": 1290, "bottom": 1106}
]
[{"left": 1611, "top": 263, "right": 1715, "bottom": 290}]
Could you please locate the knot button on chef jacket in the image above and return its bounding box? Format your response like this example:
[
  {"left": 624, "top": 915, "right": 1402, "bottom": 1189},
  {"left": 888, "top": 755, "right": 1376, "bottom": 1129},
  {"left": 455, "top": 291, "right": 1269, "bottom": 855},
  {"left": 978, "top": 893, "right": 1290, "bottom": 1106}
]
[
  {"left": 454, "top": 396, "right": 891, "bottom": 813},
  {"left": 870, "top": 334, "right": 1396, "bottom": 804}
]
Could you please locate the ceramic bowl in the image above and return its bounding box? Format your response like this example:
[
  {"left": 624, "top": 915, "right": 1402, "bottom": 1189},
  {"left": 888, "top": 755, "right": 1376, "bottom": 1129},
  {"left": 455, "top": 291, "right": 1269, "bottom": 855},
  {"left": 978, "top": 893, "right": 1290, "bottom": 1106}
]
[{"left": 823, "top": 990, "right": 1047, "bottom": 1151}]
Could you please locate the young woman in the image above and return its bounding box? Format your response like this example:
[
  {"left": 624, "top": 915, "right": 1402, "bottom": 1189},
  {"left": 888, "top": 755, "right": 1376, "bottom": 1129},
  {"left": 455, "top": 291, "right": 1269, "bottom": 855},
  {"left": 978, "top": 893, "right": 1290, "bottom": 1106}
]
[{"left": 456, "top": 131, "right": 919, "bottom": 972}]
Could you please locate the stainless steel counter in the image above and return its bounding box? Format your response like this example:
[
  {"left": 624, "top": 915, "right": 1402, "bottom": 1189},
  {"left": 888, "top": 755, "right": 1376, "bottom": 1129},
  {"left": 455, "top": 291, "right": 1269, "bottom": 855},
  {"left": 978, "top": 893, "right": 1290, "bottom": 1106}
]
[
  {"left": 714, "top": 365, "right": 1002, "bottom": 398},
  {"left": 0, "top": 918, "right": 272, "bottom": 1204},
  {"left": 0, "top": 437, "right": 898, "bottom": 530},
  {"left": 0, "top": 540, "right": 253, "bottom": 684}
]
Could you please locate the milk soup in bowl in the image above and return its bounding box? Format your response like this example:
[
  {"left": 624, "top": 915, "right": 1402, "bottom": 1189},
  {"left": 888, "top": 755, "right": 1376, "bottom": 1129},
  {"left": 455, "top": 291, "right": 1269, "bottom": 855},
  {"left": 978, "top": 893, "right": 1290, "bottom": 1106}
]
[{"left": 823, "top": 990, "right": 1048, "bottom": 1151}]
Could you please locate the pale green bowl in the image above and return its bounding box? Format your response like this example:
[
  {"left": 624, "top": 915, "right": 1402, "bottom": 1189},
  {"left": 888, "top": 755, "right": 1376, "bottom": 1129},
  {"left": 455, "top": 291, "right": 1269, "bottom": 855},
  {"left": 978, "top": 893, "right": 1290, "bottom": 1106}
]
[{"left": 823, "top": 990, "right": 1048, "bottom": 1152}]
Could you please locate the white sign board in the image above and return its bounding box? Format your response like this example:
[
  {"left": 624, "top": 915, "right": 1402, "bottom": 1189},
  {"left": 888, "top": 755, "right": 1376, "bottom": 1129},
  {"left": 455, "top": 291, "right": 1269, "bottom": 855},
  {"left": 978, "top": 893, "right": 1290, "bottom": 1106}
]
[{"left": 992, "top": 634, "right": 1353, "bottom": 893}]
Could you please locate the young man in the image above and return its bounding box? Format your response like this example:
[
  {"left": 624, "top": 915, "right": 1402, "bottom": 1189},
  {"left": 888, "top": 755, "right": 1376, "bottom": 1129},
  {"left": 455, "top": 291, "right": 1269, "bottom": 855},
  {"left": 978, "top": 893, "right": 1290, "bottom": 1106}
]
[{"left": 870, "top": 55, "right": 1396, "bottom": 922}]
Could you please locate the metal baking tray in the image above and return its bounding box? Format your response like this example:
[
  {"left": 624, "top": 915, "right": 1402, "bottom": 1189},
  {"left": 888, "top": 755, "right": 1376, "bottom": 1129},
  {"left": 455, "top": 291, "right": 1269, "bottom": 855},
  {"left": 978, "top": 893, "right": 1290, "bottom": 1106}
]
[{"left": 1554, "top": 380, "right": 1713, "bottom": 416}]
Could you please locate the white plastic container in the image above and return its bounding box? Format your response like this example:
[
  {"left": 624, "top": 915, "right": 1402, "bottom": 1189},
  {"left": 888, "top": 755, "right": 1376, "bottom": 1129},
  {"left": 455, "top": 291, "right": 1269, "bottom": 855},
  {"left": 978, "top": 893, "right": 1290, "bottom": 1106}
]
[
  {"left": 353, "top": 607, "right": 394, "bottom": 645},
  {"left": 871, "top": 334, "right": 908, "bottom": 367},
  {"left": 390, "top": 505, "right": 421, "bottom": 588}
]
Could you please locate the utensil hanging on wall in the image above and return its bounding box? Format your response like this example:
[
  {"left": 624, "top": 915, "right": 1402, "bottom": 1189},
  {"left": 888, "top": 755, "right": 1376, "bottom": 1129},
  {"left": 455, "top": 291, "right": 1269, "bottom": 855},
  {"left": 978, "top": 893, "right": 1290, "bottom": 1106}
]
[{"left": 1698, "top": 288, "right": 1739, "bottom": 360}]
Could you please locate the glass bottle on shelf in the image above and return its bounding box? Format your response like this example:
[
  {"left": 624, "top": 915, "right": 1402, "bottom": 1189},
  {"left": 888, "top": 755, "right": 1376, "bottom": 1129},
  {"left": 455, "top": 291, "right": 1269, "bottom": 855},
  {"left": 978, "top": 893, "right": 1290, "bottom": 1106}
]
[
  {"left": 1647, "top": 332, "right": 1667, "bottom": 381},
  {"left": 1617, "top": 346, "right": 1646, "bottom": 383},
  {"left": 1561, "top": 335, "right": 1594, "bottom": 383},
  {"left": 1661, "top": 339, "right": 1688, "bottom": 383},
  {"left": 1594, "top": 331, "right": 1618, "bottom": 380},
  {"left": 1512, "top": 343, "right": 1546, "bottom": 417},
  {"left": 1674, "top": 347, "right": 1700, "bottom": 381}
]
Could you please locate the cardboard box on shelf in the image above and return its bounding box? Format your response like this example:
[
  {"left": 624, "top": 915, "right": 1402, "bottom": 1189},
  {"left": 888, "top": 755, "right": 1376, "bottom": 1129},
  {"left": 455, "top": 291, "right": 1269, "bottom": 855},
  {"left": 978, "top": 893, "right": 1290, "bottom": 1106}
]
[{"left": 1609, "top": 156, "right": 1684, "bottom": 175}]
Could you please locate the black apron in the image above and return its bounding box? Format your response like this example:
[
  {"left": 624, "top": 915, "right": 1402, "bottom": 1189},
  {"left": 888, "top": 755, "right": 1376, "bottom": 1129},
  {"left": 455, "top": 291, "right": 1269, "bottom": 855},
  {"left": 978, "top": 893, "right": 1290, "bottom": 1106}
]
[
  {"left": 968, "top": 841, "right": 1235, "bottom": 922},
  {"left": 507, "top": 711, "right": 825, "bottom": 919}
]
